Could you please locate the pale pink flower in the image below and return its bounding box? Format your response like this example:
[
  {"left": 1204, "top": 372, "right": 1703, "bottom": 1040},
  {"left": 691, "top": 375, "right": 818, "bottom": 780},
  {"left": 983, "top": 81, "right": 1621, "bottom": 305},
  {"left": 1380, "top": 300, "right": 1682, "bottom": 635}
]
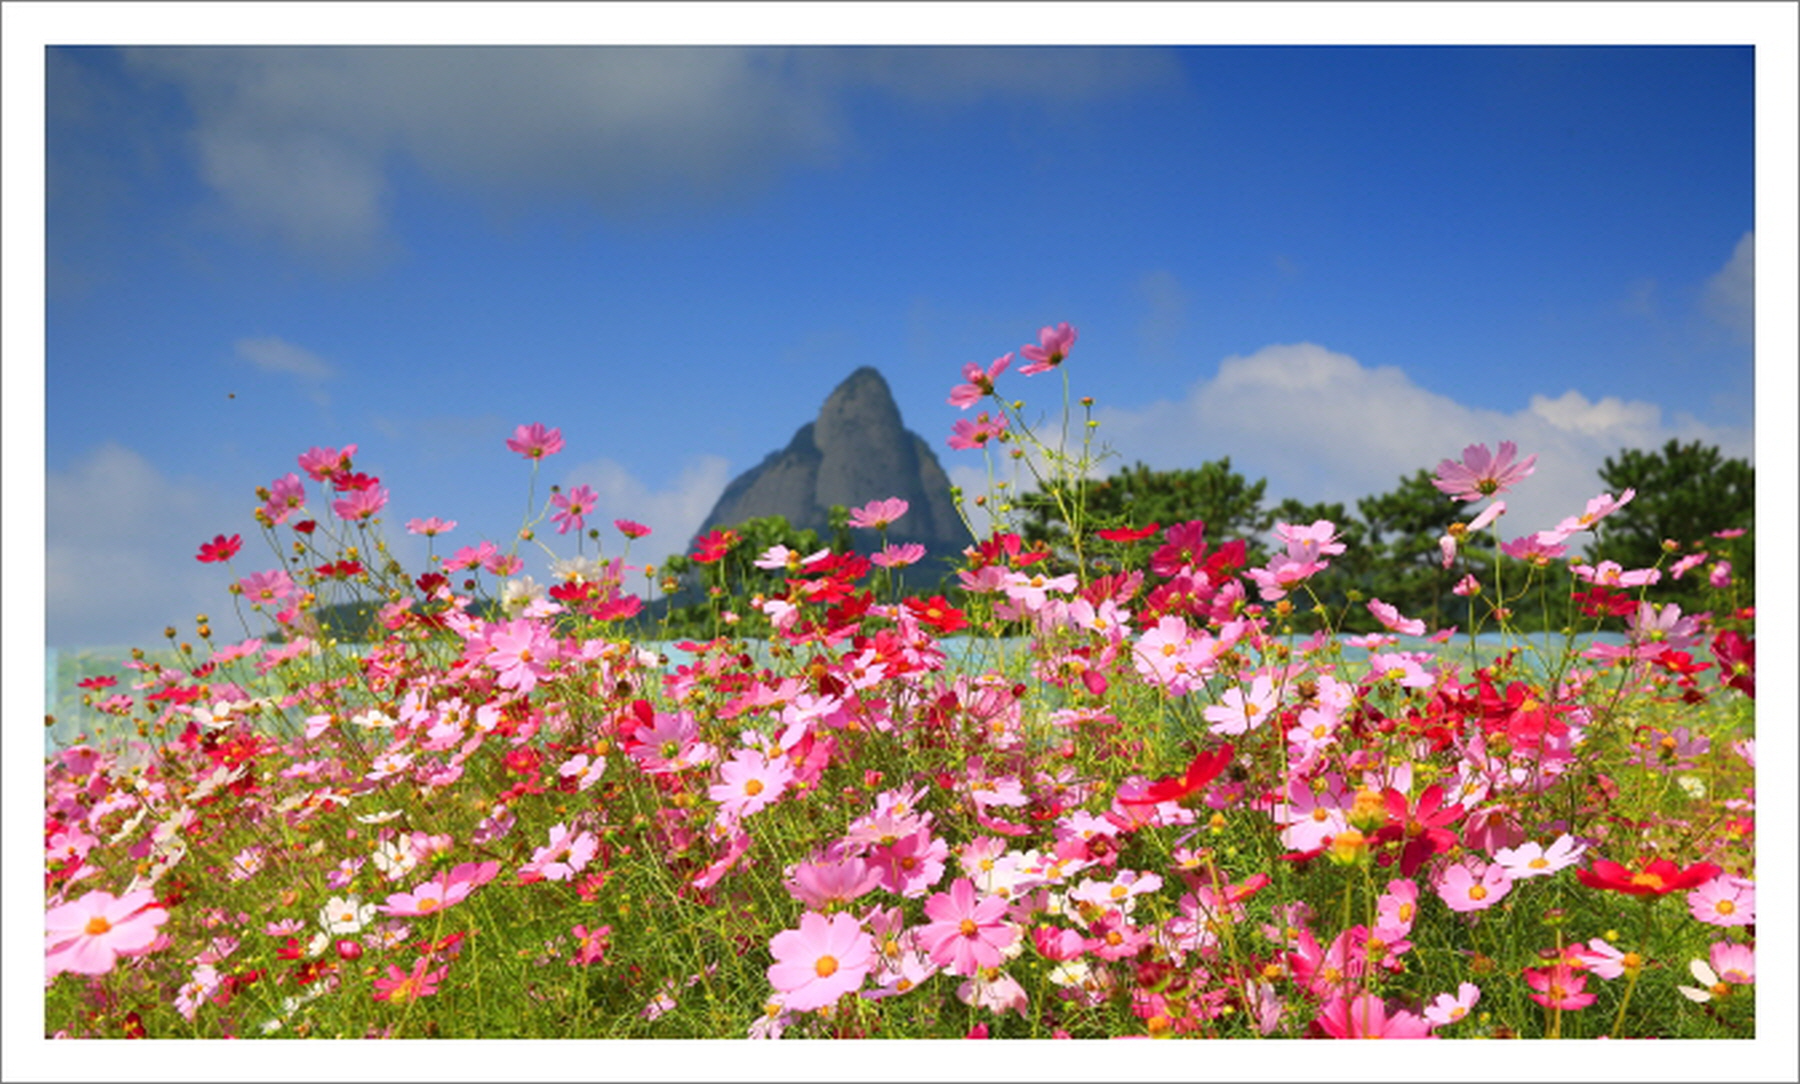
[
  {"left": 238, "top": 568, "right": 297, "bottom": 606},
  {"left": 406, "top": 516, "right": 457, "bottom": 536},
  {"left": 1423, "top": 982, "right": 1481, "bottom": 1028},
  {"left": 506, "top": 422, "right": 565, "bottom": 460},
  {"left": 263, "top": 473, "right": 308, "bottom": 524},
  {"left": 525, "top": 823, "right": 598, "bottom": 882},
  {"left": 45, "top": 889, "right": 169, "bottom": 977},
  {"left": 1539, "top": 489, "right": 1636, "bottom": 543},
  {"left": 297, "top": 444, "right": 356, "bottom": 481},
  {"left": 1570, "top": 560, "right": 1660, "bottom": 588},
  {"left": 785, "top": 849, "right": 885, "bottom": 910},
  {"left": 848, "top": 497, "right": 910, "bottom": 530},
  {"left": 1492, "top": 835, "right": 1586, "bottom": 880},
  {"left": 767, "top": 911, "right": 876, "bottom": 1012},
  {"left": 709, "top": 749, "right": 792, "bottom": 819},
  {"left": 1204, "top": 674, "right": 1279, "bottom": 736},
  {"left": 1453, "top": 574, "right": 1480, "bottom": 596},
  {"left": 1433, "top": 441, "right": 1537, "bottom": 502},
  {"left": 1678, "top": 942, "right": 1754, "bottom": 1002},
  {"left": 1436, "top": 860, "right": 1512, "bottom": 912}
]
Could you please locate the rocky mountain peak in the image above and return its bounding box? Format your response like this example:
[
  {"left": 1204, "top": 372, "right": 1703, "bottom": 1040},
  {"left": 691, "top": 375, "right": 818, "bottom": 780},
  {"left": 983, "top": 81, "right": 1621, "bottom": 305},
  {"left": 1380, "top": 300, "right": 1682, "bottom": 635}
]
[{"left": 693, "top": 367, "right": 967, "bottom": 563}]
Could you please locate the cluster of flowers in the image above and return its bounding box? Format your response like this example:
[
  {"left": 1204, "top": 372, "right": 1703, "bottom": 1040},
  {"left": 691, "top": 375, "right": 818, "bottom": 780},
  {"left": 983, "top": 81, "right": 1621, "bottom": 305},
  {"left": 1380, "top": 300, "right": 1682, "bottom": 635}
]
[{"left": 44, "top": 327, "right": 1754, "bottom": 1041}]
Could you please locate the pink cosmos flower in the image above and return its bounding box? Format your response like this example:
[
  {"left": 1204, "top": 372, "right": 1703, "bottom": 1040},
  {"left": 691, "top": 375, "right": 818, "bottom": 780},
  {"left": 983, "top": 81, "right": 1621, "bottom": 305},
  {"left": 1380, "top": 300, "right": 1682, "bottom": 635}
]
[
  {"left": 1573, "top": 938, "right": 1641, "bottom": 981},
  {"left": 1432, "top": 441, "right": 1537, "bottom": 502},
  {"left": 785, "top": 849, "right": 885, "bottom": 910},
  {"left": 551, "top": 485, "right": 599, "bottom": 535},
  {"left": 1687, "top": 873, "right": 1755, "bottom": 927},
  {"left": 1367, "top": 597, "right": 1427, "bottom": 637},
  {"left": 1570, "top": 560, "right": 1660, "bottom": 588},
  {"left": 1203, "top": 674, "right": 1279, "bottom": 736},
  {"left": 195, "top": 533, "right": 243, "bottom": 563},
  {"left": 406, "top": 516, "right": 457, "bottom": 536},
  {"left": 238, "top": 568, "right": 297, "bottom": 606},
  {"left": 1018, "top": 322, "right": 1077, "bottom": 376},
  {"left": 373, "top": 956, "right": 448, "bottom": 1003},
  {"left": 484, "top": 618, "right": 554, "bottom": 693},
  {"left": 570, "top": 924, "right": 613, "bottom": 967},
  {"left": 506, "top": 422, "right": 565, "bottom": 460},
  {"left": 1423, "top": 982, "right": 1481, "bottom": 1028},
  {"left": 331, "top": 485, "right": 388, "bottom": 522},
  {"left": 1538, "top": 488, "right": 1635, "bottom": 543},
  {"left": 709, "top": 749, "right": 792, "bottom": 819},
  {"left": 848, "top": 497, "right": 910, "bottom": 530},
  {"left": 1678, "top": 942, "right": 1754, "bottom": 1002},
  {"left": 1502, "top": 533, "right": 1568, "bottom": 567},
  {"left": 1492, "top": 835, "right": 1586, "bottom": 880},
  {"left": 918, "top": 877, "right": 1017, "bottom": 977},
  {"left": 1436, "top": 859, "right": 1512, "bottom": 912},
  {"left": 1523, "top": 964, "right": 1596, "bottom": 1010},
  {"left": 868, "top": 828, "right": 950, "bottom": 898},
  {"left": 767, "top": 910, "right": 876, "bottom": 1012},
  {"left": 1315, "top": 991, "right": 1436, "bottom": 1038},
  {"left": 949, "top": 354, "right": 1012, "bottom": 408},
  {"left": 263, "top": 473, "right": 308, "bottom": 524},
  {"left": 870, "top": 542, "right": 926, "bottom": 569},
  {"left": 947, "top": 410, "right": 1009, "bottom": 450},
  {"left": 614, "top": 518, "right": 651, "bottom": 539},
  {"left": 297, "top": 444, "right": 357, "bottom": 481},
  {"left": 45, "top": 888, "right": 169, "bottom": 978},
  {"left": 524, "top": 823, "right": 598, "bottom": 882}
]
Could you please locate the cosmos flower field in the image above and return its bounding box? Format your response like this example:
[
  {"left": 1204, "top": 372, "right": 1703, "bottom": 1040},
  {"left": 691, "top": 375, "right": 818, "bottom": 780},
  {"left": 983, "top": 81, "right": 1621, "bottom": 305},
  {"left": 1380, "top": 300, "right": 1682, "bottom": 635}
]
[{"left": 44, "top": 326, "right": 1756, "bottom": 1040}]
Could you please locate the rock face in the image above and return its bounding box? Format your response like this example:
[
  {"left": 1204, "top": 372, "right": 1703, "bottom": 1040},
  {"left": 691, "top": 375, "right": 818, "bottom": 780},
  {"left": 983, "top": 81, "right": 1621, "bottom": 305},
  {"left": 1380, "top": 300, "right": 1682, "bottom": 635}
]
[{"left": 694, "top": 367, "right": 968, "bottom": 562}]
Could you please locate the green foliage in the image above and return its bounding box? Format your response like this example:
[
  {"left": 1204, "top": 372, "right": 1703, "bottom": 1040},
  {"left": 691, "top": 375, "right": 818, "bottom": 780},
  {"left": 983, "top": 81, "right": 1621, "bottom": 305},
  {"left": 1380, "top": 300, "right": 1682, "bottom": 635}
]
[{"left": 1017, "top": 458, "right": 1273, "bottom": 569}]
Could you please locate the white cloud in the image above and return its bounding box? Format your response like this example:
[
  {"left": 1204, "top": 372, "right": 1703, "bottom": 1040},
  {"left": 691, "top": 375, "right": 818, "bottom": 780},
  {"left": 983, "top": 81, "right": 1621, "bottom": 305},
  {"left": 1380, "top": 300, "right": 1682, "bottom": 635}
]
[
  {"left": 234, "top": 335, "right": 335, "bottom": 380},
  {"left": 556, "top": 454, "right": 733, "bottom": 569},
  {"left": 1080, "top": 342, "right": 1752, "bottom": 545},
  {"left": 45, "top": 443, "right": 243, "bottom": 648},
  {"left": 121, "top": 46, "right": 1178, "bottom": 255},
  {"left": 1704, "top": 230, "right": 1754, "bottom": 343}
]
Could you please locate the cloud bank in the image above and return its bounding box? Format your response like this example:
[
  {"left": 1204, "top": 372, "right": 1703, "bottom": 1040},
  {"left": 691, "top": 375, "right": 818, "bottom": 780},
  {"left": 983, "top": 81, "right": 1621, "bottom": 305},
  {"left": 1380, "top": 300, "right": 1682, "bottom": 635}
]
[
  {"left": 1085, "top": 342, "right": 1752, "bottom": 544},
  {"left": 119, "top": 46, "right": 1180, "bottom": 257}
]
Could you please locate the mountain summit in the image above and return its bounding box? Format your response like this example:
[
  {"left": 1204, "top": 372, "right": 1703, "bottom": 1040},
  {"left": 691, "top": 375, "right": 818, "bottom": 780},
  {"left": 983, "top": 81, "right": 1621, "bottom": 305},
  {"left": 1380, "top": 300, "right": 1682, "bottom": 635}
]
[{"left": 693, "top": 367, "right": 968, "bottom": 560}]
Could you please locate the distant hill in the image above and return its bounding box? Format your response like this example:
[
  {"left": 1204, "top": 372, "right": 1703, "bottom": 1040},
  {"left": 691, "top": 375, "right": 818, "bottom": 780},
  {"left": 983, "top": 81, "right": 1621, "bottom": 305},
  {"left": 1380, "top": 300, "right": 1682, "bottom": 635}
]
[{"left": 692, "top": 366, "right": 970, "bottom": 565}]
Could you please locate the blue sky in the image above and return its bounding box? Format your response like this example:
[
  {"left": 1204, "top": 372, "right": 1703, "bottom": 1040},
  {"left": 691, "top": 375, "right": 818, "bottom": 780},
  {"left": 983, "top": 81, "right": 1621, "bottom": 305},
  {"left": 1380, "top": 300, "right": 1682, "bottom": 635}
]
[{"left": 19, "top": 31, "right": 1779, "bottom": 650}]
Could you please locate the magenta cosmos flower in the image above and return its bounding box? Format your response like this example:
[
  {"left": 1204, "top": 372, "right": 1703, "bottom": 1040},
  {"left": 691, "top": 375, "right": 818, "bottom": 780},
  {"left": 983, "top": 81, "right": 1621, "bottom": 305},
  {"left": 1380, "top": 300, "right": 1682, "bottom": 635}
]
[
  {"left": 1018, "top": 322, "right": 1077, "bottom": 376},
  {"left": 506, "top": 422, "right": 565, "bottom": 460},
  {"left": 767, "top": 910, "right": 876, "bottom": 1012},
  {"left": 45, "top": 888, "right": 169, "bottom": 978},
  {"left": 1314, "top": 991, "right": 1436, "bottom": 1038},
  {"left": 1432, "top": 441, "right": 1537, "bottom": 502},
  {"left": 917, "top": 877, "right": 1017, "bottom": 977},
  {"left": 1523, "top": 964, "right": 1596, "bottom": 1010}
]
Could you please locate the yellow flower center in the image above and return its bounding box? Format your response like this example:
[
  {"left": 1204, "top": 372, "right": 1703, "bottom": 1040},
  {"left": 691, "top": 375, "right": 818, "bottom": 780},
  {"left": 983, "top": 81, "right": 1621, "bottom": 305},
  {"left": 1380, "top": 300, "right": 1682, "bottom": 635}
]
[
  {"left": 814, "top": 954, "right": 839, "bottom": 979},
  {"left": 1529, "top": 857, "right": 1549, "bottom": 869},
  {"left": 1469, "top": 885, "right": 1488, "bottom": 901},
  {"left": 84, "top": 916, "right": 112, "bottom": 936},
  {"left": 1630, "top": 872, "right": 1666, "bottom": 891},
  {"left": 1716, "top": 899, "right": 1736, "bottom": 915},
  {"left": 1398, "top": 902, "right": 1415, "bottom": 923},
  {"left": 959, "top": 919, "right": 979, "bottom": 937},
  {"left": 744, "top": 779, "right": 764, "bottom": 796},
  {"left": 1111, "top": 885, "right": 1129, "bottom": 899}
]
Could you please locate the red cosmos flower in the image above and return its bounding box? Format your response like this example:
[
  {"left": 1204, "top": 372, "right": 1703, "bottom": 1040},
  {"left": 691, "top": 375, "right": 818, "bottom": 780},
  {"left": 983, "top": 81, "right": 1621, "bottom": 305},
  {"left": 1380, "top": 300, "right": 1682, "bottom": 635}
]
[
  {"left": 1373, "top": 784, "right": 1464, "bottom": 877},
  {"left": 1572, "top": 586, "right": 1636, "bottom": 618},
  {"left": 691, "top": 528, "right": 739, "bottom": 564},
  {"left": 904, "top": 595, "right": 969, "bottom": 634},
  {"left": 1710, "top": 630, "right": 1754, "bottom": 698},
  {"left": 195, "top": 534, "right": 243, "bottom": 563},
  {"left": 1575, "top": 856, "right": 1722, "bottom": 897},
  {"left": 315, "top": 560, "right": 363, "bottom": 579},
  {"left": 292, "top": 519, "right": 318, "bottom": 535},
  {"left": 1121, "top": 743, "right": 1235, "bottom": 806},
  {"left": 1095, "top": 522, "right": 1162, "bottom": 543},
  {"left": 76, "top": 675, "right": 118, "bottom": 691}
]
